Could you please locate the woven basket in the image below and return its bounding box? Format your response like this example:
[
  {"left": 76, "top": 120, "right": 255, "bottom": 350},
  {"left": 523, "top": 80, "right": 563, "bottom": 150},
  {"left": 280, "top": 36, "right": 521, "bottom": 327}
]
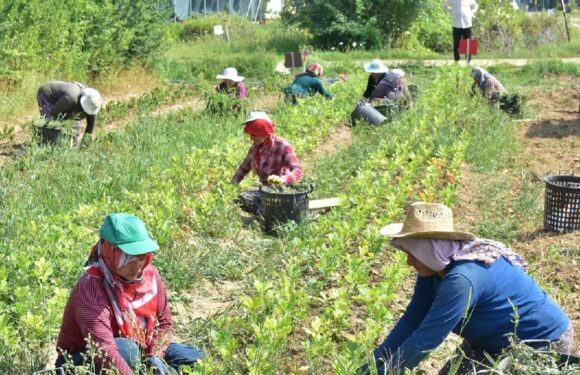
[
  {"left": 260, "top": 185, "right": 310, "bottom": 235},
  {"left": 544, "top": 174, "right": 580, "bottom": 233}
]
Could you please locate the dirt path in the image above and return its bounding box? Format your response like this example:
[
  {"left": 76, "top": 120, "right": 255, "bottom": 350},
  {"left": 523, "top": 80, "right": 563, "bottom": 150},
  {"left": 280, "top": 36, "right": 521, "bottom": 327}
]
[{"left": 277, "top": 58, "right": 580, "bottom": 74}]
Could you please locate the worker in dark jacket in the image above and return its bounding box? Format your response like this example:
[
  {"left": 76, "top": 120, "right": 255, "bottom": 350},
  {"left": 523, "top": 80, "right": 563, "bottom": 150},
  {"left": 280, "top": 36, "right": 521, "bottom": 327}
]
[
  {"left": 362, "top": 59, "right": 389, "bottom": 99},
  {"left": 37, "top": 81, "right": 103, "bottom": 147},
  {"left": 283, "top": 64, "right": 333, "bottom": 104}
]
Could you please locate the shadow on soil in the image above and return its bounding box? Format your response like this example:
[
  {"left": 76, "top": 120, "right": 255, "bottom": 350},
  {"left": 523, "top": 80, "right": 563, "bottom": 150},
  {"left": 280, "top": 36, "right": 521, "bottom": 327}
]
[{"left": 525, "top": 117, "right": 580, "bottom": 139}]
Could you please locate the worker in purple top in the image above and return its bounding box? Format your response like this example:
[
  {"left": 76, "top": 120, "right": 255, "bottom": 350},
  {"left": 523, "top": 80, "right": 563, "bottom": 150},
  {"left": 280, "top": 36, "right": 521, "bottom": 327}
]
[
  {"left": 362, "top": 59, "right": 389, "bottom": 99},
  {"left": 359, "top": 202, "right": 574, "bottom": 375},
  {"left": 216, "top": 67, "right": 247, "bottom": 112}
]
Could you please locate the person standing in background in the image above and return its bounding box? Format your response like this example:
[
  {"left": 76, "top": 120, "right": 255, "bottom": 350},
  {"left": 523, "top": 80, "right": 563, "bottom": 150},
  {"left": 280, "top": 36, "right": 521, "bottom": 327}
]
[{"left": 443, "top": 0, "right": 478, "bottom": 63}]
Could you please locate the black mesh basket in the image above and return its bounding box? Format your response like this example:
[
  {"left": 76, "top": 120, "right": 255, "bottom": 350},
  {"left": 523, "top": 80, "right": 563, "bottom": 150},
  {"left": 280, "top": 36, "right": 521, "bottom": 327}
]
[
  {"left": 544, "top": 174, "right": 580, "bottom": 233},
  {"left": 34, "top": 126, "right": 64, "bottom": 146},
  {"left": 260, "top": 185, "right": 310, "bottom": 235}
]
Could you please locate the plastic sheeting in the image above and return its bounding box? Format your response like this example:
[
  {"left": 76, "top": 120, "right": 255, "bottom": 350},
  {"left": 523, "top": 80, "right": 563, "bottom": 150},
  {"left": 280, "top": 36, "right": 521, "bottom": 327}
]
[{"left": 172, "top": 0, "right": 262, "bottom": 21}]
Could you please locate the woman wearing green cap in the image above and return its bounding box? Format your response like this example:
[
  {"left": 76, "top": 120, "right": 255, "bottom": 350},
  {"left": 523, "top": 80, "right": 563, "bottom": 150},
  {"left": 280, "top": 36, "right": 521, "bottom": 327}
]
[{"left": 55, "top": 213, "right": 203, "bottom": 374}]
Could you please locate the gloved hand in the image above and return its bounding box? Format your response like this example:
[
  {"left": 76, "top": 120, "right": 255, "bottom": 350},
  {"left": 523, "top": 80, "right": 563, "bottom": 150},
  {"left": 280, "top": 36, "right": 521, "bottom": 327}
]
[
  {"left": 80, "top": 133, "right": 93, "bottom": 149},
  {"left": 267, "top": 175, "right": 285, "bottom": 185},
  {"left": 144, "top": 356, "right": 172, "bottom": 375}
]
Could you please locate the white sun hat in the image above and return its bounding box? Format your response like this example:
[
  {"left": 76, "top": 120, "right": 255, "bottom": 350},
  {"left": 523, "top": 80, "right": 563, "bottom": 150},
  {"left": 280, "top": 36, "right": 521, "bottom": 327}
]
[
  {"left": 364, "top": 59, "right": 389, "bottom": 74},
  {"left": 243, "top": 111, "right": 271, "bottom": 124},
  {"left": 80, "top": 88, "right": 103, "bottom": 116},
  {"left": 216, "top": 67, "right": 244, "bottom": 82}
]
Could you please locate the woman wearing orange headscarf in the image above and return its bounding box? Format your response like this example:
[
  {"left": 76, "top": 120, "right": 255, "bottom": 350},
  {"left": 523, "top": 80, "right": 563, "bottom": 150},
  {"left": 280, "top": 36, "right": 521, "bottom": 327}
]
[{"left": 231, "top": 111, "right": 303, "bottom": 214}]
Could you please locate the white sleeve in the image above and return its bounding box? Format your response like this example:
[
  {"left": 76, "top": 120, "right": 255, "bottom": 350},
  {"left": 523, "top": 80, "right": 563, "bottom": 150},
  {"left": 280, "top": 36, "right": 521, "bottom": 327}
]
[
  {"left": 442, "top": 0, "right": 452, "bottom": 13},
  {"left": 471, "top": 0, "right": 479, "bottom": 14}
]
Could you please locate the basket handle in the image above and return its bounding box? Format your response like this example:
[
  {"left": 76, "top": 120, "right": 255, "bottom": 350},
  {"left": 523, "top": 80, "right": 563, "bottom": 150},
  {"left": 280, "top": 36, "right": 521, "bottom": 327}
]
[{"left": 559, "top": 169, "right": 575, "bottom": 176}]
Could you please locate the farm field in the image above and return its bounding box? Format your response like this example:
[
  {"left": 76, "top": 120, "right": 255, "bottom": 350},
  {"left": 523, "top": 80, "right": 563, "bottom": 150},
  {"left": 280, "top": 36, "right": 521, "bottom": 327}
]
[{"left": 0, "top": 9, "right": 579, "bottom": 375}]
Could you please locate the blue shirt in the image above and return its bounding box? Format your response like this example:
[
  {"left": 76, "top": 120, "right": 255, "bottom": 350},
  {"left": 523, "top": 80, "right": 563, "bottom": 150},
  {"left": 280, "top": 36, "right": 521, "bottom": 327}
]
[{"left": 373, "top": 257, "right": 569, "bottom": 372}]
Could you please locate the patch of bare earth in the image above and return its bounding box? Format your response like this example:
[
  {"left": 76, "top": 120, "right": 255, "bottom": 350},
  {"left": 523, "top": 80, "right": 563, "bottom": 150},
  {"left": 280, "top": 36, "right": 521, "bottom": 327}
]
[
  {"left": 171, "top": 280, "right": 241, "bottom": 341},
  {"left": 301, "top": 124, "right": 353, "bottom": 174}
]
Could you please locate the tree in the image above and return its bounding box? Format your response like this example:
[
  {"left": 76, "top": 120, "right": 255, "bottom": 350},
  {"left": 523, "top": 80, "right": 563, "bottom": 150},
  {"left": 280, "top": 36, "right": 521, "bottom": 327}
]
[{"left": 282, "top": 0, "right": 427, "bottom": 49}]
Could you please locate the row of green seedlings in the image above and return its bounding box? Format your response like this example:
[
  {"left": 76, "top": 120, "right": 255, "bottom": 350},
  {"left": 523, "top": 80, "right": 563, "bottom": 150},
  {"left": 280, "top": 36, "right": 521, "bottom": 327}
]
[
  {"left": 0, "top": 72, "right": 360, "bottom": 372},
  {"left": 190, "top": 66, "right": 485, "bottom": 374}
]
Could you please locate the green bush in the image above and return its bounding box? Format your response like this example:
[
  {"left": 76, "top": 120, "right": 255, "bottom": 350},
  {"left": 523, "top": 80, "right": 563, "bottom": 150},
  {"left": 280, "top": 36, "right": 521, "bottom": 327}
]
[
  {"left": 410, "top": 1, "right": 453, "bottom": 52},
  {"left": 0, "top": 0, "right": 170, "bottom": 81},
  {"left": 475, "top": 0, "right": 561, "bottom": 53}
]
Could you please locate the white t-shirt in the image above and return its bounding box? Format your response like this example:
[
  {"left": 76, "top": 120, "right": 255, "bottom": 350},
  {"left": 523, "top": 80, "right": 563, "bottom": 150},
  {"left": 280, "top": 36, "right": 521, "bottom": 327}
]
[{"left": 443, "top": 0, "right": 479, "bottom": 29}]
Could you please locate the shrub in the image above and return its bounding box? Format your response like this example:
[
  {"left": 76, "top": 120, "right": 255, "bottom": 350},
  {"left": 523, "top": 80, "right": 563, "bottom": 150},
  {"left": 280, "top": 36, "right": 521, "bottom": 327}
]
[{"left": 0, "top": 0, "right": 170, "bottom": 81}]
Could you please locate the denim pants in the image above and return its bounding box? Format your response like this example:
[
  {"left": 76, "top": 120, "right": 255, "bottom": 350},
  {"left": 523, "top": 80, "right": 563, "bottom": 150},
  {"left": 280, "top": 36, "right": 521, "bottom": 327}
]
[{"left": 56, "top": 337, "right": 203, "bottom": 373}]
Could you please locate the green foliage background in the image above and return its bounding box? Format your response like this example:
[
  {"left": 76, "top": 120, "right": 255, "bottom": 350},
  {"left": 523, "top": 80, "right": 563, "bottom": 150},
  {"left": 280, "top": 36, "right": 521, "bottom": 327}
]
[
  {"left": 281, "top": 0, "right": 562, "bottom": 53},
  {"left": 0, "top": 0, "right": 170, "bottom": 83}
]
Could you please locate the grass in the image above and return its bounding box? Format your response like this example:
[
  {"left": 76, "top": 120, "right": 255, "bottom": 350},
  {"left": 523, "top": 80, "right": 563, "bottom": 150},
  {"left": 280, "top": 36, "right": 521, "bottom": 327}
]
[{"left": 1, "top": 14, "right": 579, "bottom": 374}]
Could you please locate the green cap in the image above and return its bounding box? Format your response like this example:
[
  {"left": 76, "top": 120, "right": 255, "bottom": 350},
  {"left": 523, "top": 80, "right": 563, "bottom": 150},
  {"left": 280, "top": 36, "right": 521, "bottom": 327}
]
[{"left": 99, "top": 213, "right": 159, "bottom": 255}]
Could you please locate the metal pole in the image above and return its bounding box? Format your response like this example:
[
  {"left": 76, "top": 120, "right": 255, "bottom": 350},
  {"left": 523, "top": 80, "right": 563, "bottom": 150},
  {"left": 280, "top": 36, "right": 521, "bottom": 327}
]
[
  {"left": 560, "top": 0, "right": 571, "bottom": 41},
  {"left": 204, "top": 0, "right": 206, "bottom": 15},
  {"left": 254, "top": 0, "right": 261, "bottom": 21},
  {"left": 246, "top": 0, "right": 253, "bottom": 18}
]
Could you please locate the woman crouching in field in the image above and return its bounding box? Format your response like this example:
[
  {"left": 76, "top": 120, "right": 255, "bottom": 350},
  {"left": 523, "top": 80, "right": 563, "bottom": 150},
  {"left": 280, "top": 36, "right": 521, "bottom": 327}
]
[
  {"left": 470, "top": 66, "right": 506, "bottom": 100},
  {"left": 370, "top": 69, "right": 414, "bottom": 109},
  {"left": 359, "top": 202, "right": 574, "bottom": 375},
  {"left": 56, "top": 213, "right": 203, "bottom": 374},
  {"left": 283, "top": 63, "right": 333, "bottom": 104},
  {"left": 231, "top": 111, "right": 302, "bottom": 215}
]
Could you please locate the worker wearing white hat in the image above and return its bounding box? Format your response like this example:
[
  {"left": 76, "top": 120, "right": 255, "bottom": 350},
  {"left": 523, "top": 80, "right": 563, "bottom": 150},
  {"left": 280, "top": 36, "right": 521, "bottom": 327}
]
[
  {"left": 362, "top": 59, "right": 389, "bottom": 99},
  {"left": 215, "top": 67, "right": 247, "bottom": 110},
  {"left": 231, "top": 111, "right": 303, "bottom": 215},
  {"left": 37, "top": 81, "right": 103, "bottom": 147}
]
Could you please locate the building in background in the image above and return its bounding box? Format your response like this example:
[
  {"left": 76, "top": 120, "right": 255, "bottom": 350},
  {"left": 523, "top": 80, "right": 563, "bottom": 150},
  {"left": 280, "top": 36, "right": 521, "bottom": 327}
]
[{"left": 170, "top": 0, "right": 282, "bottom": 21}]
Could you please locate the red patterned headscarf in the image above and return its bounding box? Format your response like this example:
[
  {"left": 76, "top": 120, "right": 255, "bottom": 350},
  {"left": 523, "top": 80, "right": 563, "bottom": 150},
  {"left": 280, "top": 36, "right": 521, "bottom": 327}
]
[
  {"left": 243, "top": 118, "right": 275, "bottom": 137},
  {"left": 86, "top": 240, "right": 158, "bottom": 348},
  {"left": 307, "top": 64, "right": 324, "bottom": 77}
]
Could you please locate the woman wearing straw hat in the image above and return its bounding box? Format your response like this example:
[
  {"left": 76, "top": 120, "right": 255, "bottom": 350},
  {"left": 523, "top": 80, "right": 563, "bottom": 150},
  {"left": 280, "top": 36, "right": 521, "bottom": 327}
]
[
  {"left": 359, "top": 202, "right": 573, "bottom": 375},
  {"left": 55, "top": 213, "right": 203, "bottom": 374},
  {"left": 283, "top": 63, "right": 333, "bottom": 104},
  {"left": 231, "top": 111, "right": 302, "bottom": 215},
  {"left": 362, "top": 59, "right": 389, "bottom": 99},
  {"left": 37, "top": 81, "right": 103, "bottom": 147}
]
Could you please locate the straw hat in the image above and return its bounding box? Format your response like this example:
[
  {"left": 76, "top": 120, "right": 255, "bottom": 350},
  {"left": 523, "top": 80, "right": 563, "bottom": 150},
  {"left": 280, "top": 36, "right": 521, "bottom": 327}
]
[
  {"left": 380, "top": 202, "right": 475, "bottom": 241},
  {"left": 216, "top": 67, "right": 244, "bottom": 82},
  {"left": 364, "top": 59, "right": 389, "bottom": 74},
  {"left": 80, "top": 88, "right": 103, "bottom": 116}
]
